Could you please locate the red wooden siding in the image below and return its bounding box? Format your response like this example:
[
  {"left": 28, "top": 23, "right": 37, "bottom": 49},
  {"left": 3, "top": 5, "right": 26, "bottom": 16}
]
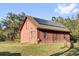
[
  {"left": 20, "top": 16, "right": 38, "bottom": 43},
  {"left": 37, "top": 29, "right": 70, "bottom": 44}
]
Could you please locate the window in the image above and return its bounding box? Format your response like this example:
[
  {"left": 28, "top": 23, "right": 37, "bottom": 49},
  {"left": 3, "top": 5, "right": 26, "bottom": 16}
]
[
  {"left": 44, "top": 32, "right": 48, "bottom": 39},
  {"left": 53, "top": 33, "right": 58, "bottom": 43},
  {"left": 30, "top": 31, "right": 35, "bottom": 40}
]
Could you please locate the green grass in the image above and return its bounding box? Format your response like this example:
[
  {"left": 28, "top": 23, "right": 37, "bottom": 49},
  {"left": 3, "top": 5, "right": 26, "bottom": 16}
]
[
  {"left": 0, "top": 41, "right": 68, "bottom": 56},
  {"left": 50, "top": 43, "right": 79, "bottom": 56},
  {"left": 60, "top": 43, "right": 79, "bottom": 56},
  {"left": 2, "top": 41, "right": 79, "bottom": 56}
]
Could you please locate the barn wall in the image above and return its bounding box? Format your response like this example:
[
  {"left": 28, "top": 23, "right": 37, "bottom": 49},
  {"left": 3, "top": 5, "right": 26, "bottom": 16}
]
[
  {"left": 20, "top": 17, "right": 37, "bottom": 43},
  {"left": 37, "top": 29, "right": 70, "bottom": 44},
  {"left": 20, "top": 16, "right": 70, "bottom": 47}
]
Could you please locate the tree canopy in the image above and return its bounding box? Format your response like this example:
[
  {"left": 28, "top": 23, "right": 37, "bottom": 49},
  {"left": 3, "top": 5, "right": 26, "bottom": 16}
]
[
  {"left": 0, "top": 12, "right": 26, "bottom": 41},
  {"left": 52, "top": 14, "right": 79, "bottom": 42}
]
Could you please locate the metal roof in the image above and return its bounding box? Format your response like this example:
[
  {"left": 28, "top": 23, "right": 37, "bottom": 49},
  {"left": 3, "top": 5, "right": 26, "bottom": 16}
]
[{"left": 33, "top": 17, "right": 65, "bottom": 28}]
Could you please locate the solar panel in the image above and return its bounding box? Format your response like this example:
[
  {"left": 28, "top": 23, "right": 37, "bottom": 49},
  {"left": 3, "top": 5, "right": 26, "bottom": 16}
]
[{"left": 33, "top": 17, "right": 65, "bottom": 28}]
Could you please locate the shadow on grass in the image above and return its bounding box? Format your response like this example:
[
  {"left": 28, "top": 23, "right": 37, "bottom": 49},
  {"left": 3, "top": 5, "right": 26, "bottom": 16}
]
[
  {"left": 50, "top": 48, "right": 71, "bottom": 56},
  {"left": 65, "top": 48, "right": 79, "bottom": 56},
  {"left": 0, "top": 52, "right": 21, "bottom": 56}
]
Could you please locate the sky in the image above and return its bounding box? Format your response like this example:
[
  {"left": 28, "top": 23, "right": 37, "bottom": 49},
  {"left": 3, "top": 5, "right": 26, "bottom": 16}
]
[{"left": 0, "top": 3, "right": 79, "bottom": 20}]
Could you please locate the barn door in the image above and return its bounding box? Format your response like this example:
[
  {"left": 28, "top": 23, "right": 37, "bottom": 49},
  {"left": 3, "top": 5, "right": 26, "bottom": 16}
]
[
  {"left": 30, "top": 31, "right": 35, "bottom": 40},
  {"left": 53, "top": 33, "right": 57, "bottom": 43}
]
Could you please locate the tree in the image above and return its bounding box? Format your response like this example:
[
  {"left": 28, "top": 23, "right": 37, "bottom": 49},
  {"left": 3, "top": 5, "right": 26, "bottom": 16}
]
[
  {"left": 0, "top": 12, "right": 26, "bottom": 41},
  {"left": 51, "top": 15, "right": 78, "bottom": 43}
]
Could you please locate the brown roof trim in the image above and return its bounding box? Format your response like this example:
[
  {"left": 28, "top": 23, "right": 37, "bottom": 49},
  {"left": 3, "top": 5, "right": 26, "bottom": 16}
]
[
  {"left": 37, "top": 28, "right": 70, "bottom": 33},
  {"left": 19, "top": 17, "right": 27, "bottom": 32}
]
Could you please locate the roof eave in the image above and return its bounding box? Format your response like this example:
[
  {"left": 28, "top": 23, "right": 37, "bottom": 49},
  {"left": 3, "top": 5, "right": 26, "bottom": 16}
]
[{"left": 37, "top": 24, "right": 70, "bottom": 32}]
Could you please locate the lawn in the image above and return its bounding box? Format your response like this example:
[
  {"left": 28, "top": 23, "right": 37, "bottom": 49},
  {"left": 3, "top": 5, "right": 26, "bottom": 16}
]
[
  {"left": 0, "top": 41, "right": 68, "bottom": 56},
  {"left": 50, "top": 43, "right": 79, "bottom": 56},
  {"left": 0, "top": 41, "right": 79, "bottom": 56}
]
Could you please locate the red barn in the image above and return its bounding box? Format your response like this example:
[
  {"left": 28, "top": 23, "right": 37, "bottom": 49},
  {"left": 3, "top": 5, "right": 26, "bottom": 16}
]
[{"left": 19, "top": 16, "right": 70, "bottom": 47}]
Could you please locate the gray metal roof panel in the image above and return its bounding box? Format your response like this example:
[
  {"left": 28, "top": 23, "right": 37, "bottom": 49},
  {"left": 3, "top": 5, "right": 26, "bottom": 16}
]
[{"left": 33, "top": 17, "right": 65, "bottom": 28}]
